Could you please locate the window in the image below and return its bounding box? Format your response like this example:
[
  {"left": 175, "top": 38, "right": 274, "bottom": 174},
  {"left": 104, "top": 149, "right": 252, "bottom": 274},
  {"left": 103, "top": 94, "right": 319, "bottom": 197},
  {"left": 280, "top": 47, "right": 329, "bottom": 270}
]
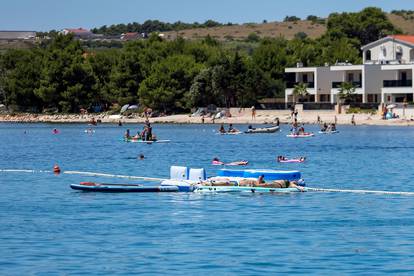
[
  {"left": 380, "top": 46, "right": 387, "bottom": 59},
  {"left": 366, "top": 50, "right": 371, "bottom": 61},
  {"left": 396, "top": 46, "right": 403, "bottom": 60},
  {"left": 302, "top": 74, "right": 308, "bottom": 83}
]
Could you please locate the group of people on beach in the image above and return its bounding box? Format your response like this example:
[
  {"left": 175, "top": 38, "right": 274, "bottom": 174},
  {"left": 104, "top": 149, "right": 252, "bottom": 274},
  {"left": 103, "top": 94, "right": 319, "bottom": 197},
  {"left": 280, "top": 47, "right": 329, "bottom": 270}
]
[{"left": 124, "top": 121, "right": 155, "bottom": 141}]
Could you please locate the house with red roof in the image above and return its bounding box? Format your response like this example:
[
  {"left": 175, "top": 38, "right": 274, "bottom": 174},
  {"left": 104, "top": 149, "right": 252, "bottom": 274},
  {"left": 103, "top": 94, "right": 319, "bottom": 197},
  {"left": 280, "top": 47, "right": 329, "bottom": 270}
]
[{"left": 284, "top": 35, "right": 414, "bottom": 105}]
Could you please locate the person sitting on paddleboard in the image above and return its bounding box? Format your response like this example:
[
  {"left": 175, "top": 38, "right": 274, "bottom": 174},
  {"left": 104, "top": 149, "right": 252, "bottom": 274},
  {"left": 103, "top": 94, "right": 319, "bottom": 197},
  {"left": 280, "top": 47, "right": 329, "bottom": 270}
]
[
  {"left": 219, "top": 124, "right": 226, "bottom": 133},
  {"left": 228, "top": 124, "right": 239, "bottom": 133},
  {"left": 132, "top": 131, "right": 142, "bottom": 140},
  {"left": 321, "top": 122, "right": 328, "bottom": 132}
]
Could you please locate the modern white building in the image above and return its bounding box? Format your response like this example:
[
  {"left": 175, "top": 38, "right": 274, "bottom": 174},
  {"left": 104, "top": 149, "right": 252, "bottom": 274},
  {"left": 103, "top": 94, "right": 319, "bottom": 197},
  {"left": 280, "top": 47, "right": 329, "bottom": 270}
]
[{"left": 285, "top": 35, "right": 414, "bottom": 104}]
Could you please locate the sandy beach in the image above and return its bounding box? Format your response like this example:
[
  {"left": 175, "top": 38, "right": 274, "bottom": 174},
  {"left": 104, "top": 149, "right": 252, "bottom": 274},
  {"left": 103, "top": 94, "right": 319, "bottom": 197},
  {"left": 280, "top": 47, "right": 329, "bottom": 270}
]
[{"left": 1, "top": 109, "right": 414, "bottom": 126}]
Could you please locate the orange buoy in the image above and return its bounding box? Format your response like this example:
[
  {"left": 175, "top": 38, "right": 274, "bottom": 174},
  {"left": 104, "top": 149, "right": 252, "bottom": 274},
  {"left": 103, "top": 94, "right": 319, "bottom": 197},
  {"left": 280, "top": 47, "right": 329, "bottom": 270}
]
[{"left": 53, "top": 164, "right": 61, "bottom": 174}]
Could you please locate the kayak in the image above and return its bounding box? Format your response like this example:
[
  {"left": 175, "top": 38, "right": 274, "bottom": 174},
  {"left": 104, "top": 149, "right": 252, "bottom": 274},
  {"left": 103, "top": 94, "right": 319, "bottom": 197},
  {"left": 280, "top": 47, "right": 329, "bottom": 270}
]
[
  {"left": 212, "top": 161, "right": 249, "bottom": 166},
  {"left": 195, "top": 186, "right": 306, "bottom": 193},
  {"left": 278, "top": 159, "right": 305, "bottom": 163},
  {"left": 318, "top": 130, "right": 339, "bottom": 134},
  {"left": 245, "top": 126, "right": 280, "bottom": 134},
  {"left": 70, "top": 182, "right": 178, "bottom": 192},
  {"left": 286, "top": 133, "right": 314, "bottom": 138}
]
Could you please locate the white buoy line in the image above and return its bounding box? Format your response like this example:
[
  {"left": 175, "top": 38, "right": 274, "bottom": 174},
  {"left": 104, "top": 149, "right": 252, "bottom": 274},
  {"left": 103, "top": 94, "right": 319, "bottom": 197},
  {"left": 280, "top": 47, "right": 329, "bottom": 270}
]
[{"left": 1, "top": 168, "right": 414, "bottom": 196}]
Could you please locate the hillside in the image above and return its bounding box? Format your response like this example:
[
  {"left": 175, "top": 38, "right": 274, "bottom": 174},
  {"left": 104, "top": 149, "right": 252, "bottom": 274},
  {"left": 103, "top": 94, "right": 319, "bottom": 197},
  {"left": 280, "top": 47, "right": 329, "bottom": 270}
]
[
  {"left": 388, "top": 14, "right": 414, "bottom": 34},
  {"left": 162, "top": 20, "right": 326, "bottom": 41},
  {"left": 162, "top": 14, "right": 414, "bottom": 41}
]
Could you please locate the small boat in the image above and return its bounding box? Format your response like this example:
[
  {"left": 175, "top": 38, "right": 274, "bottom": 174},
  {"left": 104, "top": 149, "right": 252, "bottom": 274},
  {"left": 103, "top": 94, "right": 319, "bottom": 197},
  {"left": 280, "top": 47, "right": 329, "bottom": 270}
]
[
  {"left": 318, "top": 130, "right": 339, "bottom": 134},
  {"left": 286, "top": 133, "right": 314, "bottom": 138},
  {"left": 70, "top": 182, "right": 178, "bottom": 193},
  {"left": 244, "top": 126, "right": 280, "bottom": 134}
]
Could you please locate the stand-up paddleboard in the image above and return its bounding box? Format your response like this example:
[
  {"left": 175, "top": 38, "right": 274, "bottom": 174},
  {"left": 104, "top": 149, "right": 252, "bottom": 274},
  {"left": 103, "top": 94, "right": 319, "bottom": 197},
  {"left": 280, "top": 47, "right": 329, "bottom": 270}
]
[
  {"left": 124, "top": 139, "right": 171, "bottom": 143},
  {"left": 286, "top": 133, "right": 314, "bottom": 138},
  {"left": 70, "top": 182, "right": 178, "bottom": 192},
  {"left": 216, "top": 132, "right": 242, "bottom": 135},
  {"left": 318, "top": 130, "right": 339, "bottom": 134}
]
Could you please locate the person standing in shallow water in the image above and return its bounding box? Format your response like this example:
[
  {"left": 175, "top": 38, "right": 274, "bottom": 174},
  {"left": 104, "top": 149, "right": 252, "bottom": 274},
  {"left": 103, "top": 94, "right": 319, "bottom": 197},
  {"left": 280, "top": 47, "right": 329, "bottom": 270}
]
[
  {"left": 251, "top": 106, "right": 256, "bottom": 120},
  {"left": 351, "top": 115, "right": 356, "bottom": 125}
]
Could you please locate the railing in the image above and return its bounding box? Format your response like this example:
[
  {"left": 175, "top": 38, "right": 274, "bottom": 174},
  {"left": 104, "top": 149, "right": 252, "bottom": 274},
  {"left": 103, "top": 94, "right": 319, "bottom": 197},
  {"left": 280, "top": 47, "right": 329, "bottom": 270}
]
[
  {"left": 383, "top": 80, "right": 412, "bottom": 87},
  {"left": 332, "top": 81, "right": 362, "bottom": 88},
  {"left": 285, "top": 82, "right": 315, "bottom": 89}
]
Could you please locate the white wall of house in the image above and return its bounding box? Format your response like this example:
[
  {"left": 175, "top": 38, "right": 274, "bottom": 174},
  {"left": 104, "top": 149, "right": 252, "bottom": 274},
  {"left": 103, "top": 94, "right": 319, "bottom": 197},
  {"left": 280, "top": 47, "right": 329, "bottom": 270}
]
[
  {"left": 285, "top": 36, "right": 414, "bottom": 105},
  {"left": 364, "top": 39, "right": 414, "bottom": 64}
]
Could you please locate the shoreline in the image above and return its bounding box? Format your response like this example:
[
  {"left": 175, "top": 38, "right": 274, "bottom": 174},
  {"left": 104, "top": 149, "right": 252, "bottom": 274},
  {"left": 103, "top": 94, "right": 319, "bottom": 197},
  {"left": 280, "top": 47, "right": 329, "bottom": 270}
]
[{"left": 1, "top": 111, "right": 414, "bottom": 126}]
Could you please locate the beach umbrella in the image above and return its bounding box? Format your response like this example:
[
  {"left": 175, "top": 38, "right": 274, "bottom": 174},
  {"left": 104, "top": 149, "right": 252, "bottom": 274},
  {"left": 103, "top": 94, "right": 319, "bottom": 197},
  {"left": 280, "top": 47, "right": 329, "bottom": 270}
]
[
  {"left": 120, "top": 104, "right": 130, "bottom": 113},
  {"left": 386, "top": 104, "right": 397, "bottom": 109}
]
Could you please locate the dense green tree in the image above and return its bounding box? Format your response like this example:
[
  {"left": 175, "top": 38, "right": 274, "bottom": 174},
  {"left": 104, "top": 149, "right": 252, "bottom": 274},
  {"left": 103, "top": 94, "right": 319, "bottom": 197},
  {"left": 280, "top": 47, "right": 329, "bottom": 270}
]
[{"left": 138, "top": 55, "right": 203, "bottom": 112}]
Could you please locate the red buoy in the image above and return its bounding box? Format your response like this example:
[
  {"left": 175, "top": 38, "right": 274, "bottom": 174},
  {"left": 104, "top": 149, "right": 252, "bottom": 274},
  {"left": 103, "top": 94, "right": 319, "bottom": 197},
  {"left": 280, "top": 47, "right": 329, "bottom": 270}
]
[{"left": 53, "top": 164, "right": 61, "bottom": 174}]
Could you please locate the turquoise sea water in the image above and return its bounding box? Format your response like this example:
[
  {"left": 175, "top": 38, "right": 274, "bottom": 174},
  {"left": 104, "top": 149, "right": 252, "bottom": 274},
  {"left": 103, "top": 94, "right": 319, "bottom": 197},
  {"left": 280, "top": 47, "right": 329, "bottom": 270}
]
[{"left": 1, "top": 123, "right": 414, "bottom": 275}]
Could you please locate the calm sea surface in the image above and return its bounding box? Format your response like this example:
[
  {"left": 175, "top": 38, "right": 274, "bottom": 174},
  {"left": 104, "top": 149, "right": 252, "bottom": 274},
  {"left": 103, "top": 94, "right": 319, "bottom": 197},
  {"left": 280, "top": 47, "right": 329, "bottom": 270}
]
[{"left": 1, "top": 123, "right": 414, "bottom": 275}]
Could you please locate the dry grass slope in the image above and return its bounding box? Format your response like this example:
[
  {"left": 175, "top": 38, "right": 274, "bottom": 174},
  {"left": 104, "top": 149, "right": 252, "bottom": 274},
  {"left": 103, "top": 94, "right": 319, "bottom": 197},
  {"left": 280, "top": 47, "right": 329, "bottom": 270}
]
[{"left": 163, "top": 14, "right": 414, "bottom": 41}]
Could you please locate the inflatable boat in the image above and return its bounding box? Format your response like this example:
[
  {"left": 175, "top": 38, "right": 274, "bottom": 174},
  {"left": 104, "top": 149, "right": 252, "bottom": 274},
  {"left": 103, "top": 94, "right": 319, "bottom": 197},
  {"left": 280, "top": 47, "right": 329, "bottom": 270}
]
[
  {"left": 217, "top": 168, "right": 301, "bottom": 181},
  {"left": 244, "top": 126, "right": 279, "bottom": 134}
]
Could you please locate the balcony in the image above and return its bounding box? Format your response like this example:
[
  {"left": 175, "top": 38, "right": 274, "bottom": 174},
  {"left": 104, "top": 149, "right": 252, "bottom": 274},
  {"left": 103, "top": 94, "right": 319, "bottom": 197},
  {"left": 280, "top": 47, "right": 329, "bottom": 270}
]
[
  {"left": 383, "top": 80, "right": 412, "bottom": 87},
  {"left": 332, "top": 81, "right": 362, "bottom": 89},
  {"left": 286, "top": 82, "right": 315, "bottom": 89}
]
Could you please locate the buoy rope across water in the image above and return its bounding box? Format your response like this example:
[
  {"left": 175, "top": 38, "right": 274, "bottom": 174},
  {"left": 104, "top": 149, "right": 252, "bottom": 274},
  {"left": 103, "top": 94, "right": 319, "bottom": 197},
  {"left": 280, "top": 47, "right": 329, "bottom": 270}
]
[{"left": 1, "top": 168, "right": 414, "bottom": 196}]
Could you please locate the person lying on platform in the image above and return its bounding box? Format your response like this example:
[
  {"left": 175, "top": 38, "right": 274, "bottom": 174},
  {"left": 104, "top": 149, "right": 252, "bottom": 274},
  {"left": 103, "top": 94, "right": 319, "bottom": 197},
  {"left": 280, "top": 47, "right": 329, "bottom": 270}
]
[{"left": 239, "top": 175, "right": 304, "bottom": 191}]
